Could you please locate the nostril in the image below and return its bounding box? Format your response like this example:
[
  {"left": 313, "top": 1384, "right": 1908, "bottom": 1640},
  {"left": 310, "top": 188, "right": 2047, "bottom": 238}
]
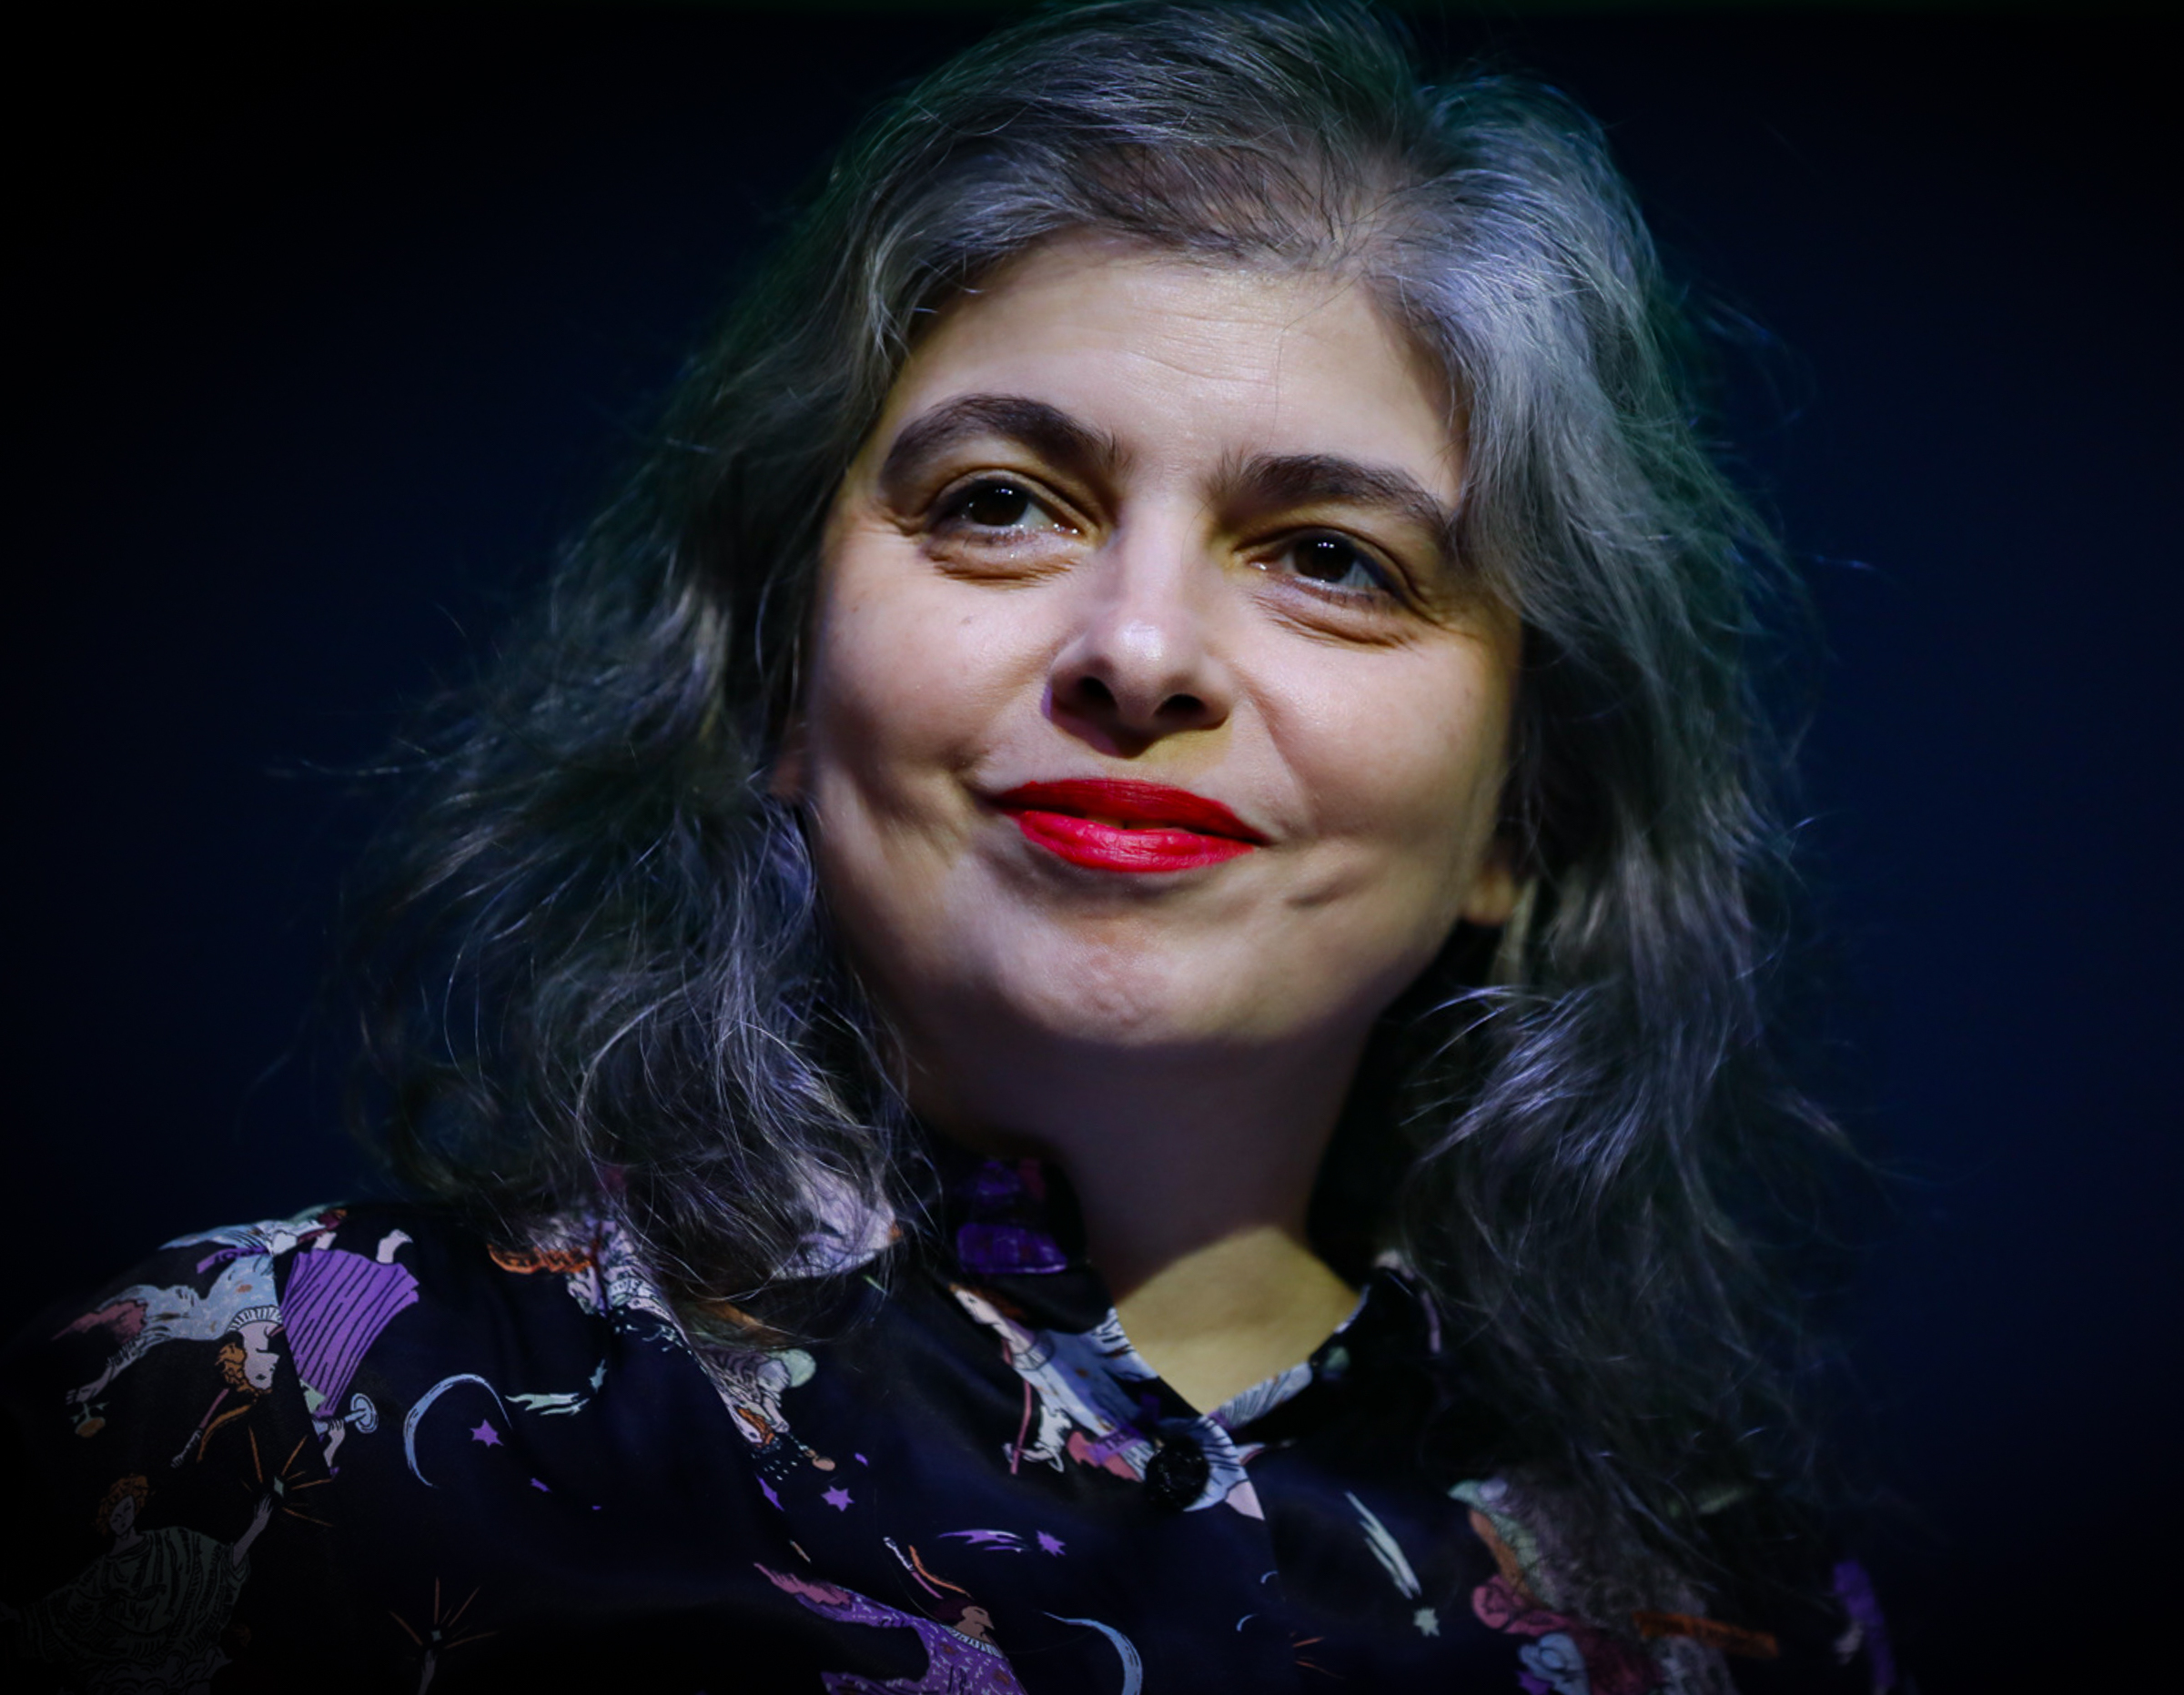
[
  {"left": 1076, "top": 676, "right": 1117, "bottom": 709},
  {"left": 1161, "top": 692, "right": 1206, "bottom": 719}
]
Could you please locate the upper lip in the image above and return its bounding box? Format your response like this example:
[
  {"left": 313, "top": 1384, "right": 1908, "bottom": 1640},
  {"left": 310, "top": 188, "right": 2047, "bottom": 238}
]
[{"left": 994, "top": 779, "right": 1269, "bottom": 842}]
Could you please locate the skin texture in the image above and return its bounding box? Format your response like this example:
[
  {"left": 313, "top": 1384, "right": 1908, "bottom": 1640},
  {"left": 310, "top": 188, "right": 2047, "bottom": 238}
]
[{"left": 784, "top": 237, "right": 1519, "bottom": 1409}]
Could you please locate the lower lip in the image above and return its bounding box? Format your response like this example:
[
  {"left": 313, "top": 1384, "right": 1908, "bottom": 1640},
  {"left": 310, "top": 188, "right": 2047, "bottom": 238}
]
[{"left": 1007, "top": 810, "right": 1258, "bottom": 873}]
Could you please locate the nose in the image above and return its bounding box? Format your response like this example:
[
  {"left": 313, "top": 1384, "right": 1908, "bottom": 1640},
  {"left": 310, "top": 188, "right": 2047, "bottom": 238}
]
[{"left": 1047, "top": 530, "right": 1234, "bottom": 753}]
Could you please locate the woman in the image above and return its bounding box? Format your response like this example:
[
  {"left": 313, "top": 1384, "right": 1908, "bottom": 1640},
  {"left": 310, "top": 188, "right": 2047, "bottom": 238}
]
[{"left": 3, "top": 4, "right": 1890, "bottom": 1690}]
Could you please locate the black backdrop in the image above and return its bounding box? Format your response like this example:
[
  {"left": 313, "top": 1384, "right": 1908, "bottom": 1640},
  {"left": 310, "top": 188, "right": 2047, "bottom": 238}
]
[{"left": 9, "top": 5, "right": 2178, "bottom": 1685}]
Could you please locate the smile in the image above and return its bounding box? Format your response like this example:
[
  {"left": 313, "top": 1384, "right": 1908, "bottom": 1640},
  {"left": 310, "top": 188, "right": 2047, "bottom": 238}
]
[{"left": 995, "top": 779, "right": 1268, "bottom": 873}]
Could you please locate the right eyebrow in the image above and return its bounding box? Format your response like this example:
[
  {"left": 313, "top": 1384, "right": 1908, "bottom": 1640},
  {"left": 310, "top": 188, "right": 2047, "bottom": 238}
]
[{"left": 875, "top": 394, "right": 1125, "bottom": 499}]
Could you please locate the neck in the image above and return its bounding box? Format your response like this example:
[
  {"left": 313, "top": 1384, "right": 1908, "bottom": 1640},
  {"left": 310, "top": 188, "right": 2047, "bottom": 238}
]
[{"left": 916, "top": 1031, "right": 1365, "bottom": 1409}]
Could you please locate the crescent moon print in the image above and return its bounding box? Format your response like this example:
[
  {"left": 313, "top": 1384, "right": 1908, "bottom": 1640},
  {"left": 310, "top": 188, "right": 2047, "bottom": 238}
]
[
  {"left": 402, "top": 1372, "right": 511, "bottom": 1487},
  {"left": 1046, "top": 1614, "right": 1143, "bottom": 1695}
]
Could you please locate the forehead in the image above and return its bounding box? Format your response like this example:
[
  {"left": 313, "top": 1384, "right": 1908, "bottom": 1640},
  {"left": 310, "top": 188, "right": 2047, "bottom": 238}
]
[{"left": 873, "top": 236, "right": 1461, "bottom": 497}]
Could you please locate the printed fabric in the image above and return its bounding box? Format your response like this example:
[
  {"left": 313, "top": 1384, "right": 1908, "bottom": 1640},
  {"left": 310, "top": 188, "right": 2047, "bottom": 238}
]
[{"left": 1, "top": 1156, "right": 1896, "bottom": 1692}]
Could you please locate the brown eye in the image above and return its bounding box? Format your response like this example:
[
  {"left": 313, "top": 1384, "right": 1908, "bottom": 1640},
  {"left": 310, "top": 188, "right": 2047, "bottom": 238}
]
[
  {"left": 955, "top": 481, "right": 1036, "bottom": 529},
  {"left": 931, "top": 477, "right": 1074, "bottom": 544},
  {"left": 1279, "top": 533, "right": 1393, "bottom": 597}
]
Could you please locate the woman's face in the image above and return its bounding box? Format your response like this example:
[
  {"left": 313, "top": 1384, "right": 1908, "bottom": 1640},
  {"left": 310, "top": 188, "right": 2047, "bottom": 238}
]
[{"left": 789, "top": 237, "right": 1518, "bottom": 1129}]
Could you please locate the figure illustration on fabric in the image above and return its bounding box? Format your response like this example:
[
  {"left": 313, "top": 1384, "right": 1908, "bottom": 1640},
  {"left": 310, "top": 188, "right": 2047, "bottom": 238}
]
[
  {"left": 0, "top": 1473, "right": 273, "bottom": 1693},
  {"left": 1452, "top": 1478, "right": 1666, "bottom": 1695},
  {"left": 168, "top": 1207, "right": 344, "bottom": 1261},
  {"left": 949, "top": 1160, "right": 1071, "bottom": 1277},
  {"left": 947, "top": 1286, "right": 1261, "bottom": 1517},
  {"left": 490, "top": 1215, "right": 685, "bottom": 1341},
  {"left": 58, "top": 1265, "right": 283, "bottom": 1409},
  {"left": 168, "top": 1325, "right": 283, "bottom": 1469},
  {"left": 282, "top": 1226, "right": 418, "bottom": 1469},
  {"left": 56, "top": 1207, "right": 344, "bottom": 1429},
  {"left": 757, "top": 1563, "right": 1030, "bottom": 1695},
  {"left": 949, "top": 1287, "right": 1154, "bottom": 1482},
  {"left": 488, "top": 1216, "right": 852, "bottom": 1493},
  {"left": 699, "top": 1343, "right": 839, "bottom": 1490}
]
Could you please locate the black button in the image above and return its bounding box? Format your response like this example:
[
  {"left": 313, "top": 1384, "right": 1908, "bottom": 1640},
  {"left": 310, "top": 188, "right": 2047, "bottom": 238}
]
[{"left": 1142, "top": 1438, "right": 1210, "bottom": 1510}]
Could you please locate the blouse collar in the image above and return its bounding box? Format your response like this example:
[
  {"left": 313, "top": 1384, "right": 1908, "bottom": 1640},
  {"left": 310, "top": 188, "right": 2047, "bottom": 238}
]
[
  {"left": 935, "top": 1146, "right": 1088, "bottom": 1277},
  {"left": 930, "top": 1143, "right": 1447, "bottom": 1432}
]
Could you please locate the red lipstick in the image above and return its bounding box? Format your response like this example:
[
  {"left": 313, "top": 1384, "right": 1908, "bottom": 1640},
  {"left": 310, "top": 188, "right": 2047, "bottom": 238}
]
[{"left": 995, "top": 779, "right": 1268, "bottom": 873}]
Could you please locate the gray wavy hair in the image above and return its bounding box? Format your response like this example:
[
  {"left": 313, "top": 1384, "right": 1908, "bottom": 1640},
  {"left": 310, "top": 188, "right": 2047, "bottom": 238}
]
[{"left": 350, "top": 0, "right": 1846, "bottom": 1595}]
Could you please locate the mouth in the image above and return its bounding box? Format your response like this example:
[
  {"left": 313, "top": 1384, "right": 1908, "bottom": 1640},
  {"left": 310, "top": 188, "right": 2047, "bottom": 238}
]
[{"left": 993, "top": 779, "right": 1268, "bottom": 873}]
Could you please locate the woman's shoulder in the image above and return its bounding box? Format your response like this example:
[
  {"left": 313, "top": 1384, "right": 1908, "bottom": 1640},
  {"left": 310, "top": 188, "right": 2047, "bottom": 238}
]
[
  {"left": 1, "top": 1200, "right": 789, "bottom": 1686},
  {"left": 23, "top": 1194, "right": 685, "bottom": 1326},
  {"left": 1444, "top": 1474, "right": 1902, "bottom": 1695},
  {"left": 3, "top": 1198, "right": 721, "bottom": 1451}
]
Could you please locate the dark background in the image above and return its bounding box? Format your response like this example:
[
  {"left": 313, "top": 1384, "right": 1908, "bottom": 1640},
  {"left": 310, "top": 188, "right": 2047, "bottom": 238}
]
[{"left": 9, "top": 3, "right": 2177, "bottom": 1684}]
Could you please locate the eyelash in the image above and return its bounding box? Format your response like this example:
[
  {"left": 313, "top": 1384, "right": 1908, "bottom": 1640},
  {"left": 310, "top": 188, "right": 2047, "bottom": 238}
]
[
  {"left": 926, "top": 476, "right": 1409, "bottom": 609},
  {"left": 931, "top": 476, "right": 1075, "bottom": 538},
  {"left": 1256, "top": 532, "right": 1402, "bottom": 604}
]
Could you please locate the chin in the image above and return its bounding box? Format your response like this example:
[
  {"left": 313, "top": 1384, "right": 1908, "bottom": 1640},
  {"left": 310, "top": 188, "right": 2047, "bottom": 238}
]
[{"left": 971, "top": 938, "right": 1297, "bottom": 1058}]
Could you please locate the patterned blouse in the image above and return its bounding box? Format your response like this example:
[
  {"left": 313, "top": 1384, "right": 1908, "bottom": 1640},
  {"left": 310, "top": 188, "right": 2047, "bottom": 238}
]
[{"left": 2, "top": 1153, "right": 1895, "bottom": 1692}]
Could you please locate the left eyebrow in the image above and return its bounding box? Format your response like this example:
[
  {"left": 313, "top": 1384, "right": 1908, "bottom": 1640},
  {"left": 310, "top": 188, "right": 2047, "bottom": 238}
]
[{"left": 1227, "top": 452, "right": 1460, "bottom": 556}]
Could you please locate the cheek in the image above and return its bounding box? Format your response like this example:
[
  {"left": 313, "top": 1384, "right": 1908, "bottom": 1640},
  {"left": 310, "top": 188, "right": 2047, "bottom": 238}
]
[
  {"left": 1276, "top": 651, "right": 1512, "bottom": 880},
  {"left": 804, "top": 576, "right": 973, "bottom": 809},
  {"left": 799, "top": 552, "right": 1043, "bottom": 852}
]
